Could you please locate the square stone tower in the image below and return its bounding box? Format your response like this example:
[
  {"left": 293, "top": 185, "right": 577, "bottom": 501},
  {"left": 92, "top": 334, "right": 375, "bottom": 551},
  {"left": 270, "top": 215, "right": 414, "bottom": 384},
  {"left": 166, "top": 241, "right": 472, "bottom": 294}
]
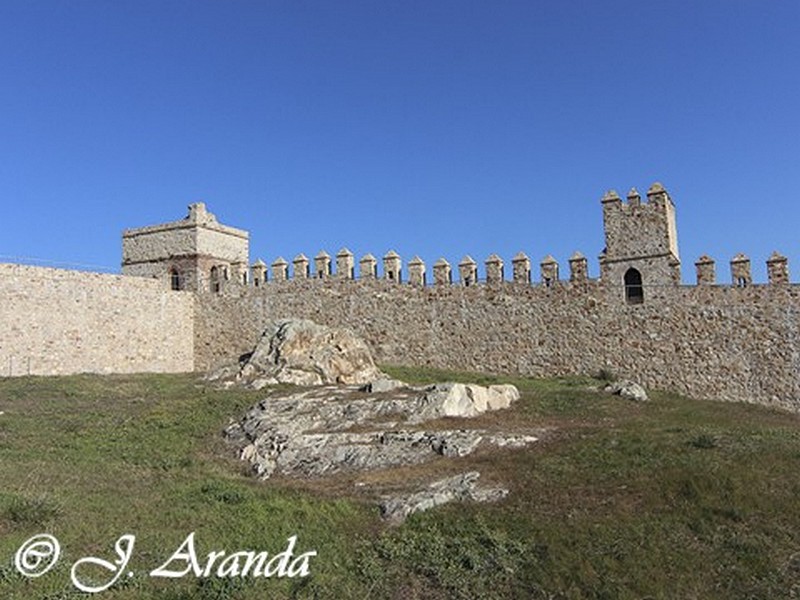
[
  {"left": 599, "top": 183, "right": 680, "bottom": 303},
  {"left": 122, "top": 203, "right": 249, "bottom": 292}
]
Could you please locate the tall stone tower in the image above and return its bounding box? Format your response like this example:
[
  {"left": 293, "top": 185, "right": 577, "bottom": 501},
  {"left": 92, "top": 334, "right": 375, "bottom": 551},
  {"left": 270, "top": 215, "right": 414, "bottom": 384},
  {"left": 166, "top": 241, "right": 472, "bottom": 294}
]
[
  {"left": 599, "top": 182, "right": 680, "bottom": 303},
  {"left": 122, "top": 203, "right": 249, "bottom": 292}
]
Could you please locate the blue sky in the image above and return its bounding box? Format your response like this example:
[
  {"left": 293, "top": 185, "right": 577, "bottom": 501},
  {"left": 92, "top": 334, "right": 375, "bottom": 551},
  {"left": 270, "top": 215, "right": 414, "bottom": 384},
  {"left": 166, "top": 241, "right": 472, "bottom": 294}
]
[{"left": 1, "top": 1, "right": 797, "bottom": 282}]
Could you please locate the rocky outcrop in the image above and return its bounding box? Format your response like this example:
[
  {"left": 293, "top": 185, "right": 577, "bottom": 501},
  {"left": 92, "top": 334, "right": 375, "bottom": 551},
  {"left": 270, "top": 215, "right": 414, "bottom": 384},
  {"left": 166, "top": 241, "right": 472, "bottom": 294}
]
[
  {"left": 225, "top": 383, "right": 534, "bottom": 480},
  {"left": 212, "top": 319, "right": 385, "bottom": 387},
  {"left": 604, "top": 379, "right": 649, "bottom": 402},
  {"left": 225, "top": 381, "right": 536, "bottom": 521},
  {"left": 379, "top": 472, "right": 508, "bottom": 524},
  {"left": 218, "top": 318, "right": 537, "bottom": 520}
]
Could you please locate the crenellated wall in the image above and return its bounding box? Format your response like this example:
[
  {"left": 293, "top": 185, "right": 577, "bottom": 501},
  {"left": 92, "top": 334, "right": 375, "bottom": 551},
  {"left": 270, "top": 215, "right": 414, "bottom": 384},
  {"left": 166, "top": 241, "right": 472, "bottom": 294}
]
[
  {"left": 4, "top": 184, "right": 798, "bottom": 413},
  {"left": 187, "top": 182, "right": 799, "bottom": 411},
  {"left": 194, "top": 276, "right": 800, "bottom": 412}
]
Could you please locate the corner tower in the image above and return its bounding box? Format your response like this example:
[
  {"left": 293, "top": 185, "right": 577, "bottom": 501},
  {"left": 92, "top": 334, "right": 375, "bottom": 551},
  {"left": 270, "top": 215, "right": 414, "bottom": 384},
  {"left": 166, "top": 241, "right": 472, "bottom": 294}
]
[
  {"left": 122, "top": 203, "right": 249, "bottom": 292},
  {"left": 599, "top": 182, "right": 680, "bottom": 303}
]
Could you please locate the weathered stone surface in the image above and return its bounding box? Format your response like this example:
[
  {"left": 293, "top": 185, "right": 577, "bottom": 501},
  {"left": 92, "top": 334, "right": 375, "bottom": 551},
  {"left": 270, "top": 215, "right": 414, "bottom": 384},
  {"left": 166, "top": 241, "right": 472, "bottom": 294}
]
[
  {"left": 8, "top": 191, "right": 800, "bottom": 416},
  {"left": 360, "top": 378, "right": 407, "bottom": 393},
  {"left": 193, "top": 274, "right": 800, "bottom": 413},
  {"left": 225, "top": 382, "right": 531, "bottom": 480},
  {"left": 122, "top": 202, "right": 249, "bottom": 292},
  {"left": 486, "top": 384, "right": 521, "bottom": 409},
  {"left": 379, "top": 472, "right": 509, "bottom": 524},
  {"left": 227, "top": 378, "right": 524, "bottom": 520},
  {"left": 409, "top": 383, "right": 521, "bottom": 422},
  {"left": 604, "top": 380, "right": 648, "bottom": 402},
  {"left": 0, "top": 263, "right": 193, "bottom": 377},
  {"left": 237, "top": 319, "right": 385, "bottom": 386}
]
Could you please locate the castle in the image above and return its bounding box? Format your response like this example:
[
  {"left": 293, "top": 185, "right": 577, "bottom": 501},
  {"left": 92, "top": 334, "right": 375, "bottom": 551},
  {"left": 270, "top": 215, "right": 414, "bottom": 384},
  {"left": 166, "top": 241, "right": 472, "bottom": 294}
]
[{"left": 2, "top": 183, "right": 798, "bottom": 411}]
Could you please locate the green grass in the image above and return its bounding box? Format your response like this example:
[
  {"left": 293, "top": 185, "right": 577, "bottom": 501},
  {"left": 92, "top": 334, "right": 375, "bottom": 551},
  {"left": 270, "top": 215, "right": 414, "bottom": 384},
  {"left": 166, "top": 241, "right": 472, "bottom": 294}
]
[{"left": 0, "top": 368, "right": 799, "bottom": 598}]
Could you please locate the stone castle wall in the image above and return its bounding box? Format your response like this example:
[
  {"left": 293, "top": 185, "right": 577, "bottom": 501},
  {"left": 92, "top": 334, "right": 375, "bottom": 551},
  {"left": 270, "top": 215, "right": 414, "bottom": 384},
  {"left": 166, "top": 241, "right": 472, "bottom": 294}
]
[
  {"left": 194, "top": 278, "right": 800, "bottom": 411},
  {"left": 6, "top": 190, "right": 798, "bottom": 413},
  {"left": 0, "top": 263, "right": 194, "bottom": 376}
]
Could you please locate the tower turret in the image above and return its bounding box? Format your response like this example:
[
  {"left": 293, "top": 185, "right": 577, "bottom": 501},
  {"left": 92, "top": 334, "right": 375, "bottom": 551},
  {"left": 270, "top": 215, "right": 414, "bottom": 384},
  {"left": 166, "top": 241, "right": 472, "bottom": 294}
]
[
  {"left": 600, "top": 182, "right": 681, "bottom": 303},
  {"left": 122, "top": 203, "right": 249, "bottom": 292}
]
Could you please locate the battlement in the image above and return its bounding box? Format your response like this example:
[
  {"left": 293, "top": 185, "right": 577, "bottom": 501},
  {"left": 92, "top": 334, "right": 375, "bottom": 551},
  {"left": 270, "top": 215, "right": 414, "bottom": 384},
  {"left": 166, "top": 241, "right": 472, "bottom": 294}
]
[
  {"left": 3, "top": 183, "right": 799, "bottom": 413},
  {"left": 223, "top": 184, "right": 788, "bottom": 296},
  {"left": 120, "top": 188, "right": 791, "bottom": 302},
  {"left": 245, "top": 250, "right": 594, "bottom": 287},
  {"left": 599, "top": 182, "right": 681, "bottom": 297},
  {"left": 235, "top": 249, "right": 791, "bottom": 291}
]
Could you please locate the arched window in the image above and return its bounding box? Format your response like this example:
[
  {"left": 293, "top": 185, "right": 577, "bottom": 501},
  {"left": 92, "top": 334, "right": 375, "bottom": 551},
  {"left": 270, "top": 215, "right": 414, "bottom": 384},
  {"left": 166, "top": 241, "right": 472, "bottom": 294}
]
[
  {"left": 170, "top": 268, "right": 182, "bottom": 291},
  {"left": 624, "top": 268, "right": 644, "bottom": 304},
  {"left": 210, "top": 266, "right": 221, "bottom": 293}
]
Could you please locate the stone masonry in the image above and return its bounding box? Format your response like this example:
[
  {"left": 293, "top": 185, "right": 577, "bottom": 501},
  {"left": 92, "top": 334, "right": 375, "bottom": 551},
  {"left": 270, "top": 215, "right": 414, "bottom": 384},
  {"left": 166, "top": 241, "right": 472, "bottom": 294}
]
[
  {"left": 194, "top": 277, "right": 800, "bottom": 412},
  {"left": 190, "top": 183, "right": 800, "bottom": 412},
  {"left": 3, "top": 184, "right": 799, "bottom": 412},
  {"left": 122, "top": 202, "right": 249, "bottom": 292},
  {"left": 0, "top": 263, "right": 193, "bottom": 376}
]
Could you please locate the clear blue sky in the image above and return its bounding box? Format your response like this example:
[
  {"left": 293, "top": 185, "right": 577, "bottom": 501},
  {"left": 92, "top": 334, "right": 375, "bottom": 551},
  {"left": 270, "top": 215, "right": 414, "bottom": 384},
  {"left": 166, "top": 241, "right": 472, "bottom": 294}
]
[{"left": 1, "top": 0, "right": 797, "bottom": 282}]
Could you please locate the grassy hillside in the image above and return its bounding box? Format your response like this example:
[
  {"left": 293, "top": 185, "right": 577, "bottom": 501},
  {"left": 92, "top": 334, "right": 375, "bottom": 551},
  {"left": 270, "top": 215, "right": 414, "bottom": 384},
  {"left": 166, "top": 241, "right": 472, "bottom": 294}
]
[{"left": 0, "top": 368, "right": 798, "bottom": 599}]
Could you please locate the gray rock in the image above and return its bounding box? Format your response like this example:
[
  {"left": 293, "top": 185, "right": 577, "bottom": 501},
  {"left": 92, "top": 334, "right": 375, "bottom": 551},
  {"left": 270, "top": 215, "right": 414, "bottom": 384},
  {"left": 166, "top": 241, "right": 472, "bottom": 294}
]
[
  {"left": 486, "top": 384, "right": 521, "bottom": 409},
  {"left": 429, "top": 430, "right": 484, "bottom": 457},
  {"left": 604, "top": 379, "right": 649, "bottom": 402},
  {"left": 484, "top": 433, "right": 540, "bottom": 448},
  {"left": 413, "top": 383, "right": 479, "bottom": 420},
  {"left": 379, "top": 472, "right": 509, "bottom": 523},
  {"left": 225, "top": 382, "right": 530, "bottom": 479},
  {"left": 237, "top": 319, "right": 385, "bottom": 387},
  {"left": 360, "top": 378, "right": 407, "bottom": 393}
]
